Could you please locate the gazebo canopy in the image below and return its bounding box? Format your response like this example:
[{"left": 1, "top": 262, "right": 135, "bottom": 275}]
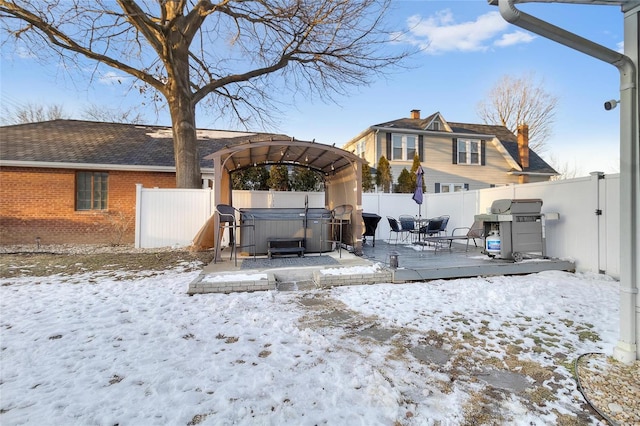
[
  {"left": 203, "top": 137, "right": 365, "bottom": 259},
  {"left": 204, "top": 136, "right": 360, "bottom": 176}
]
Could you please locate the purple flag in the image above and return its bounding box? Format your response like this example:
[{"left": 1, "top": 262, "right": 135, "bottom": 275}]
[{"left": 412, "top": 165, "right": 424, "bottom": 205}]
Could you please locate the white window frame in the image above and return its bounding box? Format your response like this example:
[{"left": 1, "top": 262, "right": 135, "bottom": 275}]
[
  {"left": 355, "top": 140, "right": 366, "bottom": 158},
  {"left": 391, "top": 134, "right": 418, "bottom": 161},
  {"left": 457, "top": 139, "right": 481, "bottom": 165}
]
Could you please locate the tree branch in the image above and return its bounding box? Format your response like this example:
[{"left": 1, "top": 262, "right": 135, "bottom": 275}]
[{"left": 0, "top": 1, "right": 166, "bottom": 93}]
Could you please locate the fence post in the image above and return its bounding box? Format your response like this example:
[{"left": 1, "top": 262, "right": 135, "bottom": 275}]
[
  {"left": 590, "top": 171, "right": 606, "bottom": 274},
  {"left": 134, "top": 183, "right": 143, "bottom": 248}
]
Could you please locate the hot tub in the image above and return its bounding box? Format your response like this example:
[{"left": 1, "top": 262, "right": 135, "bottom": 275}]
[{"left": 239, "top": 208, "right": 333, "bottom": 254}]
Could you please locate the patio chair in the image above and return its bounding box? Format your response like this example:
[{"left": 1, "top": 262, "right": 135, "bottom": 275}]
[
  {"left": 437, "top": 215, "right": 450, "bottom": 236},
  {"left": 398, "top": 215, "right": 416, "bottom": 242},
  {"left": 327, "top": 204, "right": 353, "bottom": 257},
  {"left": 422, "top": 220, "right": 485, "bottom": 252},
  {"left": 413, "top": 217, "right": 444, "bottom": 249},
  {"left": 215, "top": 204, "right": 256, "bottom": 266},
  {"left": 417, "top": 217, "right": 443, "bottom": 238},
  {"left": 387, "top": 216, "right": 405, "bottom": 244}
]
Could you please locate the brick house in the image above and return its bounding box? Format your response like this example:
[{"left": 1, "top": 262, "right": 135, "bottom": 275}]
[
  {"left": 342, "top": 109, "right": 557, "bottom": 192},
  {"left": 0, "top": 120, "right": 283, "bottom": 245}
]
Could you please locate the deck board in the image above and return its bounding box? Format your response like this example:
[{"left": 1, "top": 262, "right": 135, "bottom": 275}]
[{"left": 360, "top": 240, "right": 575, "bottom": 283}]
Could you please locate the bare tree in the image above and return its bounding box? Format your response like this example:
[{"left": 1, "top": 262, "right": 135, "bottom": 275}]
[
  {"left": 82, "top": 103, "right": 145, "bottom": 124},
  {"left": 1, "top": 0, "right": 409, "bottom": 188},
  {"left": 2, "top": 102, "right": 68, "bottom": 124},
  {"left": 1, "top": 100, "right": 145, "bottom": 125},
  {"left": 476, "top": 73, "right": 558, "bottom": 154},
  {"left": 547, "top": 154, "right": 581, "bottom": 180}
]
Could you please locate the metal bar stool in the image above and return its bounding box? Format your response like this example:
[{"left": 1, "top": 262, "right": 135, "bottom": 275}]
[{"left": 214, "top": 204, "right": 256, "bottom": 266}]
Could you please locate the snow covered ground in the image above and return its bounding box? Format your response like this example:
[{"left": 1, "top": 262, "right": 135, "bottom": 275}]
[{"left": 0, "top": 264, "right": 619, "bottom": 425}]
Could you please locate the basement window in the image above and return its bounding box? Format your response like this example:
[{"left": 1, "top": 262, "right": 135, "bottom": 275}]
[
  {"left": 76, "top": 172, "right": 108, "bottom": 210},
  {"left": 438, "top": 183, "right": 466, "bottom": 193}
]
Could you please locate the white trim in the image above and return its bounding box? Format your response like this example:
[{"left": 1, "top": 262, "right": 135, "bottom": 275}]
[
  {"left": 456, "top": 139, "right": 482, "bottom": 165},
  {"left": 369, "top": 126, "right": 496, "bottom": 139},
  {"left": 490, "top": 138, "right": 522, "bottom": 171},
  {"left": 0, "top": 160, "right": 214, "bottom": 174},
  {"left": 424, "top": 112, "right": 453, "bottom": 132},
  {"left": 390, "top": 133, "right": 418, "bottom": 161},
  {"left": 507, "top": 171, "right": 558, "bottom": 176}
]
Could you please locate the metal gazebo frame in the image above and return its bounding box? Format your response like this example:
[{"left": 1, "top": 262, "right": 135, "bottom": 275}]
[{"left": 204, "top": 137, "right": 365, "bottom": 261}]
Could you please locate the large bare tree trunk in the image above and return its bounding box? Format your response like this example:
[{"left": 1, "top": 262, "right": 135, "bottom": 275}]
[
  {"left": 168, "top": 94, "right": 200, "bottom": 188},
  {"left": 166, "top": 21, "right": 201, "bottom": 189}
]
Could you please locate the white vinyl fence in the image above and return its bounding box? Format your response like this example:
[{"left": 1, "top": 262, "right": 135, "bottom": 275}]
[
  {"left": 135, "top": 173, "right": 620, "bottom": 277},
  {"left": 134, "top": 185, "right": 213, "bottom": 249}
]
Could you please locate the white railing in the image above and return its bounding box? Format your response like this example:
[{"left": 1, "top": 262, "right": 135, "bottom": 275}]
[{"left": 135, "top": 173, "right": 620, "bottom": 277}]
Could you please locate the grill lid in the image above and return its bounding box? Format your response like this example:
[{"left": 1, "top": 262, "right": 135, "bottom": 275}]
[{"left": 490, "top": 199, "right": 543, "bottom": 214}]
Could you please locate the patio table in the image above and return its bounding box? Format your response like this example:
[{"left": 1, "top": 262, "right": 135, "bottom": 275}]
[{"left": 412, "top": 218, "right": 431, "bottom": 243}]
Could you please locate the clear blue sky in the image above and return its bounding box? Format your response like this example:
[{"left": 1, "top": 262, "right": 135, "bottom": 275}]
[{"left": 0, "top": 1, "right": 624, "bottom": 176}]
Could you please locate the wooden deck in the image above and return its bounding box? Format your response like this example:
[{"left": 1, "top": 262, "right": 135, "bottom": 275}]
[
  {"left": 360, "top": 240, "right": 576, "bottom": 283},
  {"left": 197, "top": 238, "right": 576, "bottom": 292}
]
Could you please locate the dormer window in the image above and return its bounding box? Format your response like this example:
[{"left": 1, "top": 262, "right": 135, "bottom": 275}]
[{"left": 429, "top": 121, "right": 440, "bottom": 131}]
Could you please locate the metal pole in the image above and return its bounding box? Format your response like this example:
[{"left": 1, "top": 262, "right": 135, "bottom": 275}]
[{"left": 493, "top": 0, "right": 639, "bottom": 362}]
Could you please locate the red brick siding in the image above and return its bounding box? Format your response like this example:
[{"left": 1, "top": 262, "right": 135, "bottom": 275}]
[{"left": 0, "top": 167, "right": 176, "bottom": 245}]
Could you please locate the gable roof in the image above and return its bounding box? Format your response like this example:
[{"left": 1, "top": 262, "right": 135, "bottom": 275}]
[
  {"left": 0, "top": 119, "right": 287, "bottom": 172},
  {"left": 375, "top": 112, "right": 440, "bottom": 131},
  {"left": 447, "top": 122, "right": 557, "bottom": 174},
  {"left": 368, "top": 113, "right": 556, "bottom": 175}
]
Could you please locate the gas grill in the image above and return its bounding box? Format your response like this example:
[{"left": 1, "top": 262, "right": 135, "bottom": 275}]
[{"left": 474, "top": 199, "right": 557, "bottom": 262}]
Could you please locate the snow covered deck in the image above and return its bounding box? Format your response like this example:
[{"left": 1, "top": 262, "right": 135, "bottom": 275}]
[{"left": 189, "top": 239, "right": 576, "bottom": 294}]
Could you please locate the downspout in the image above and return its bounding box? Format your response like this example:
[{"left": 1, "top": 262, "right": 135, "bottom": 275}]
[{"left": 493, "top": 0, "right": 638, "bottom": 363}]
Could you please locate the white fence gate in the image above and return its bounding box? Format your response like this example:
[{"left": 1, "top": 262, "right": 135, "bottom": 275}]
[
  {"left": 135, "top": 173, "right": 620, "bottom": 277},
  {"left": 134, "top": 184, "right": 214, "bottom": 249}
]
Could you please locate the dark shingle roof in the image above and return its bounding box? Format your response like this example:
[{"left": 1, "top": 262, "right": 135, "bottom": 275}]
[
  {"left": 447, "top": 122, "right": 557, "bottom": 174},
  {"left": 374, "top": 112, "right": 439, "bottom": 131},
  {"left": 371, "top": 115, "right": 556, "bottom": 174},
  {"left": 0, "top": 119, "right": 287, "bottom": 169}
]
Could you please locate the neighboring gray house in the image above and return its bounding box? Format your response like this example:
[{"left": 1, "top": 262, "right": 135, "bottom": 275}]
[{"left": 343, "top": 109, "right": 558, "bottom": 192}]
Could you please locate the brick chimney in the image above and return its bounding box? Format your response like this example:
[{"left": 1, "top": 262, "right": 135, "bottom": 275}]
[
  {"left": 517, "top": 124, "right": 530, "bottom": 184},
  {"left": 410, "top": 109, "right": 421, "bottom": 120},
  {"left": 517, "top": 124, "right": 529, "bottom": 169}
]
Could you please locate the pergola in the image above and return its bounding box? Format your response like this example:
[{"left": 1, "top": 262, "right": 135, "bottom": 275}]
[{"left": 203, "top": 136, "right": 365, "bottom": 261}]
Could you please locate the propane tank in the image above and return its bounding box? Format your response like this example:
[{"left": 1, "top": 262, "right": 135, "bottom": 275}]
[{"left": 485, "top": 231, "right": 501, "bottom": 256}]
